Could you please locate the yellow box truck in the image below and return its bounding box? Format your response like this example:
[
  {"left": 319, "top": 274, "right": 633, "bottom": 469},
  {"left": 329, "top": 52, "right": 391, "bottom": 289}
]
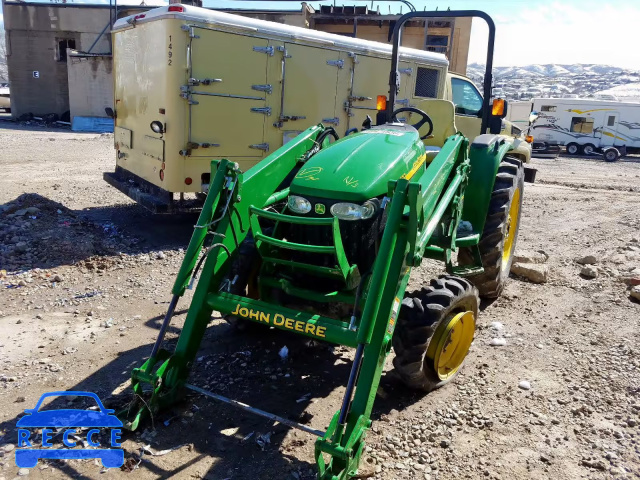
[{"left": 105, "top": 4, "right": 531, "bottom": 212}]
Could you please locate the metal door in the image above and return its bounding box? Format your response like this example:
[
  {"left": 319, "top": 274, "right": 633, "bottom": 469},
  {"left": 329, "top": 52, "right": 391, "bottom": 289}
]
[
  {"left": 186, "top": 27, "right": 270, "bottom": 157},
  {"left": 599, "top": 112, "right": 620, "bottom": 147},
  {"left": 343, "top": 55, "right": 415, "bottom": 131},
  {"left": 280, "top": 43, "right": 340, "bottom": 131}
]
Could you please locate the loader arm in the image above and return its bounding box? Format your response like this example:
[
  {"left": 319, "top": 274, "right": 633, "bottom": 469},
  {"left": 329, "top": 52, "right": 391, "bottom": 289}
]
[{"left": 121, "top": 124, "right": 326, "bottom": 429}]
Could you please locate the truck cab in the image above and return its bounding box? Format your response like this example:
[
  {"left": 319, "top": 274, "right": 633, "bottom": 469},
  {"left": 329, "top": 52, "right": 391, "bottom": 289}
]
[{"left": 444, "top": 72, "right": 531, "bottom": 164}]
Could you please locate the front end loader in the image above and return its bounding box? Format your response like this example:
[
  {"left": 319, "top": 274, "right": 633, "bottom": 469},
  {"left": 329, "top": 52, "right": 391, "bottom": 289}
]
[{"left": 120, "top": 11, "right": 525, "bottom": 479}]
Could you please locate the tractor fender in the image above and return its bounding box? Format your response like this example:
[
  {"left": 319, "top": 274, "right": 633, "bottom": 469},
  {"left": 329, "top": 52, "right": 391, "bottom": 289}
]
[{"left": 461, "top": 135, "right": 513, "bottom": 235}]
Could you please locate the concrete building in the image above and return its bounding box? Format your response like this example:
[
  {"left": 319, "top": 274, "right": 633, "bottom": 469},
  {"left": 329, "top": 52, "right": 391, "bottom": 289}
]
[
  {"left": 1, "top": 1, "right": 471, "bottom": 120},
  {"left": 1, "top": 1, "right": 144, "bottom": 118},
  {"left": 67, "top": 51, "right": 113, "bottom": 120},
  {"left": 310, "top": 5, "right": 471, "bottom": 75}
]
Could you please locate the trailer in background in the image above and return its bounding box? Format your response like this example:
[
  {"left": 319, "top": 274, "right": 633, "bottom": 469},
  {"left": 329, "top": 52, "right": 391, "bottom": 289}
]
[
  {"left": 531, "top": 97, "right": 640, "bottom": 160},
  {"left": 506, "top": 100, "right": 532, "bottom": 129}
]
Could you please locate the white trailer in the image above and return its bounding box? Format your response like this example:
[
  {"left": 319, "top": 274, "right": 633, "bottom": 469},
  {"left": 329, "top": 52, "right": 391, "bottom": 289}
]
[
  {"left": 530, "top": 97, "right": 640, "bottom": 159},
  {"left": 506, "top": 100, "right": 532, "bottom": 129}
]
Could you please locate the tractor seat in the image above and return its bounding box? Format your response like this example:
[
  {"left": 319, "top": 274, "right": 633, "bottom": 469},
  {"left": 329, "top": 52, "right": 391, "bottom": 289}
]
[
  {"left": 424, "top": 146, "right": 442, "bottom": 162},
  {"left": 409, "top": 99, "right": 458, "bottom": 160}
]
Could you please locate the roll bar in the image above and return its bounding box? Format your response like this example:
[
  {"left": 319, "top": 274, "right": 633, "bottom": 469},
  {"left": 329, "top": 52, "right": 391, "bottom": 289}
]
[{"left": 387, "top": 10, "right": 496, "bottom": 134}]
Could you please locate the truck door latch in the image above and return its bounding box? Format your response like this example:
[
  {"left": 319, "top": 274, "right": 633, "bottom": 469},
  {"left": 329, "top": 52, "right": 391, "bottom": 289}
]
[
  {"left": 322, "top": 117, "right": 340, "bottom": 126},
  {"left": 327, "top": 59, "right": 345, "bottom": 69},
  {"left": 253, "top": 46, "right": 275, "bottom": 56},
  {"left": 188, "top": 78, "right": 222, "bottom": 86},
  {"left": 273, "top": 115, "right": 307, "bottom": 128},
  {"left": 251, "top": 84, "right": 273, "bottom": 94},
  {"left": 250, "top": 107, "right": 272, "bottom": 115}
]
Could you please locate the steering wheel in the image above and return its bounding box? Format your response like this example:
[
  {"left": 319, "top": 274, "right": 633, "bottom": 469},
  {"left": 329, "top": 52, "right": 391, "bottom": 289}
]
[{"left": 391, "top": 107, "right": 434, "bottom": 140}]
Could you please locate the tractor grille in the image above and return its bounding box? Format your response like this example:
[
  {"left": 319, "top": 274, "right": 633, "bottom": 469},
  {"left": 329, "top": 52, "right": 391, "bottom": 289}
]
[{"left": 278, "top": 195, "right": 386, "bottom": 288}]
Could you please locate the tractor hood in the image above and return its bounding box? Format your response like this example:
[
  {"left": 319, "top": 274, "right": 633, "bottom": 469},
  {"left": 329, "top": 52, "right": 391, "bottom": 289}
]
[{"left": 290, "top": 124, "right": 426, "bottom": 202}]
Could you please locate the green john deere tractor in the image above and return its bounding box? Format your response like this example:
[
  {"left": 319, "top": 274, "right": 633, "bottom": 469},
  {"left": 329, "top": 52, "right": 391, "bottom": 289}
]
[{"left": 121, "top": 10, "right": 527, "bottom": 480}]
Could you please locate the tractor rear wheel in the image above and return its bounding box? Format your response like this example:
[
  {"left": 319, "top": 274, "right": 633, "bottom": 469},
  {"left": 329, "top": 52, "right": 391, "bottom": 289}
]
[
  {"left": 458, "top": 156, "right": 525, "bottom": 298},
  {"left": 393, "top": 276, "right": 479, "bottom": 392}
]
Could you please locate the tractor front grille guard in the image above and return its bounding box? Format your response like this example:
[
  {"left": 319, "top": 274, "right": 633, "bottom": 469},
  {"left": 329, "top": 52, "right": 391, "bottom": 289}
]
[{"left": 249, "top": 206, "right": 362, "bottom": 293}]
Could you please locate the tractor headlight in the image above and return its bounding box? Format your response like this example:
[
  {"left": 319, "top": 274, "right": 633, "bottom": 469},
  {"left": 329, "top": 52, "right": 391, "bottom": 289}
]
[
  {"left": 330, "top": 200, "right": 378, "bottom": 221},
  {"left": 287, "top": 195, "right": 312, "bottom": 214}
]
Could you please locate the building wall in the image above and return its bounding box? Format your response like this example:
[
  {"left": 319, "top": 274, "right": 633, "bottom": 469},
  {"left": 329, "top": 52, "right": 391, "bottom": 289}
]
[
  {"left": 449, "top": 17, "right": 471, "bottom": 75},
  {"left": 234, "top": 11, "right": 311, "bottom": 29},
  {"left": 5, "top": 29, "right": 76, "bottom": 115},
  {"left": 67, "top": 54, "right": 113, "bottom": 119},
  {"left": 3, "top": 3, "right": 115, "bottom": 117},
  {"left": 312, "top": 23, "right": 425, "bottom": 50},
  {"left": 312, "top": 17, "right": 472, "bottom": 75}
]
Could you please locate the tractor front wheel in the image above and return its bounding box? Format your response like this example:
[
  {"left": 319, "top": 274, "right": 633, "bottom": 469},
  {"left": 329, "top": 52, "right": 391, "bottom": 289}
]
[
  {"left": 458, "top": 156, "right": 524, "bottom": 298},
  {"left": 393, "top": 276, "right": 479, "bottom": 391},
  {"left": 220, "top": 235, "right": 262, "bottom": 331}
]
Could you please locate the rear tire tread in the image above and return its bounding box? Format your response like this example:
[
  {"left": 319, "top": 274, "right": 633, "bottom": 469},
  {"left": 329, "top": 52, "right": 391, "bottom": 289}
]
[{"left": 458, "top": 156, "right": 525, "bottom": 298}]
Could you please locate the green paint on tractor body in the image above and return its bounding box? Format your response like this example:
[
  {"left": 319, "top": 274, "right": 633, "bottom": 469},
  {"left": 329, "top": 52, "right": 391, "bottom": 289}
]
[{"left": 290, "top": 125, "right": 426, "bottom": 201}]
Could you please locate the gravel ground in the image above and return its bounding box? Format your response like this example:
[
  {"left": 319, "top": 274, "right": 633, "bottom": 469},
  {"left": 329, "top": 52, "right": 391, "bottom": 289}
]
[{"left": 0, "top": 122, "right": 639, "bottom": 480}]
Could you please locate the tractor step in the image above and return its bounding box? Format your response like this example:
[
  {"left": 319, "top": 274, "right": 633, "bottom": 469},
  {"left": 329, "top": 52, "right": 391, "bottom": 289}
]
[{"left": 185, "top": 383, "right": 325, "bottom": 437}]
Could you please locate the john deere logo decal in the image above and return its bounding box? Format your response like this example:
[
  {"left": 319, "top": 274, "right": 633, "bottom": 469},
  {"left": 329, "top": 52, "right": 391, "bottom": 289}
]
[{"left": 315, "top": 204, "right": 326, "bottom": 215}]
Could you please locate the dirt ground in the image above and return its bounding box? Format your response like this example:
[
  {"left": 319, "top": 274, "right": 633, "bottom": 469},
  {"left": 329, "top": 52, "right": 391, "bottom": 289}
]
[{"left": 0, "top": 122, "right": 639, "bottom": 480}]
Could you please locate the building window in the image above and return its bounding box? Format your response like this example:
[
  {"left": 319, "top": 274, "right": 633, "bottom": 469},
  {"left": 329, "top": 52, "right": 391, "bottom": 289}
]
[
  {"left": 607, "top": 115, "right": 616, "bottom": 126},
  {"left": 541, "top": 105, "right": 557, "bottom": 112},
  {"left": 451, "top": 77, "right": 483, "bottom": 116},
  {"left": 570, "top": 117, "right": 594, "bottom": 134},
  {"left": 414, "top": 67, "right": 439, "bottom": 98},
  {"left": 425, "top": 34, "right": 449, "bottom": 55},
  {"left": 57, "top": 39, "right": 76, "bottom": 63},
  {"left": 428, "top": 20, "right": 452, "bottom": 29}
]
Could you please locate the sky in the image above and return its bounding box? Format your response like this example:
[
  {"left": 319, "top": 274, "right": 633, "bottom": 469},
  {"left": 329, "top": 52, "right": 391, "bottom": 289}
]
[{"left": 1, "top": 0, "right": 639, "bottom": 70}]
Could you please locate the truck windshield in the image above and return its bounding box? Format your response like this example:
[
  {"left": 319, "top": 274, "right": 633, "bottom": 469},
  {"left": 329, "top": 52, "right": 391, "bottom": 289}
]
[{"left": 451, "top": 77, "right": 483, "bottom": 117}]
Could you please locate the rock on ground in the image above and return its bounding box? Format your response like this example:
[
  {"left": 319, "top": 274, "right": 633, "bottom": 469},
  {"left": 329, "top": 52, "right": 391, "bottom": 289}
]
[
  {"left": 581, "top": 265, "right": 598, "bottom": 279},
  {"left": 513, "top": 250, "right": 549, "bottom": 264},
  {"left": 577, "top": 254, "right": 598, "bottom": 265},
  {"left": 510, "top": 263, "right": 548, "bottom": 283}
]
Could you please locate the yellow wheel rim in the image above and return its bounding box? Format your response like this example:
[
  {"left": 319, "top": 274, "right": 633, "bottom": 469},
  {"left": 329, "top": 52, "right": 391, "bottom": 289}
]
[
  {"left": 501, "top": 187, "right": 521, "bottom": 271},
  {"left": 427, "top": 311, "right": 476, "bottom": 381}
]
